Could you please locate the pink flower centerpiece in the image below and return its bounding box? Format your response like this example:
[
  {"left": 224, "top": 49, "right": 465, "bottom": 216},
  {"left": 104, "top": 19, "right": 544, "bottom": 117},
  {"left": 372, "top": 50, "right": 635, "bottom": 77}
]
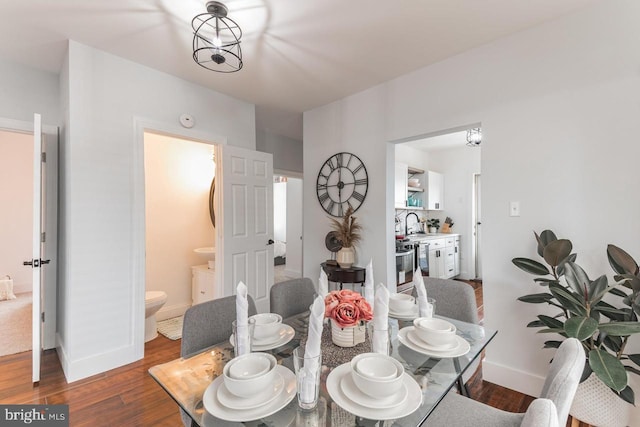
[{"left": 324, "top": 290, "right": 372, "bottom": 347}]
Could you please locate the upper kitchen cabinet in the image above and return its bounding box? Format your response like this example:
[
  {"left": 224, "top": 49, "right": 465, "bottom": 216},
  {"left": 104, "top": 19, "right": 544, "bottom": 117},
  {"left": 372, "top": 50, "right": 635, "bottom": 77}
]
[
  {"left": 394, "top": 162, "right": 408, "bottom": 208},
  {"left": 426, "top": 170, "right": 444, "bottom": 210}
]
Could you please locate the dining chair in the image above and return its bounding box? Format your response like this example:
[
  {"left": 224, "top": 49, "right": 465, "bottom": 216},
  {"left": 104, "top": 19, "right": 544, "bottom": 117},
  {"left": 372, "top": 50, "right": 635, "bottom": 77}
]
[
  {"left": 179, "top": 295, "right": 258, "bottom": 426},
  {"left": 424, "top": 337, "right": 584, "bottom": 427},
  {"left": 269, "top": 277, "right": 317, "bottom": 319},
  {"left": 416, "top": 277, "right": 480, "bottom": 390}
]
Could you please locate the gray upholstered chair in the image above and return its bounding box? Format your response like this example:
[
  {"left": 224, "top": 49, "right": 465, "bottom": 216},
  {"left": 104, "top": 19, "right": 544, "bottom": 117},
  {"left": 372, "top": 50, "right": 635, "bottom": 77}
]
[
  {"left": 424, "top": 337, "right": 584, "bottom": 427},
  {"left": 179, "top": 295, "right": 258, "bottom": 427},
  {"left": 270, "top": 277, "right": 317, "bottom": 319},
  {"left": 414, "top": 277, "right": 480, "bottom": 387}
]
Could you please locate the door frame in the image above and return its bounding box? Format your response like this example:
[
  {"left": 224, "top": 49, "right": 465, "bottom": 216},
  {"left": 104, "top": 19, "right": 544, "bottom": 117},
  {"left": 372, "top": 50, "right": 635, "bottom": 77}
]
[
  {"left": 132, "top": 118, "right": 227, "bottom": 356},
  {"left": 472, "top": 173, "right": 482, "bottom": 280}
]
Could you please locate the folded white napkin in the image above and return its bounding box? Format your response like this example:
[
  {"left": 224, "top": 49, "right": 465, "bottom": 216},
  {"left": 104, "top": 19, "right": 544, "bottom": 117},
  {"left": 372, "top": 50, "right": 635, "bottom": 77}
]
[
  {"left": 413, "top": 269, "right": 432, "bottom": 318},
  {"left": 372, "top": 283, "right": 389, "bottom": 354},
  {"left": 364, "top": 259, "right": 375, "bottom": 310},
  {"left": 235, "top": 282, "right": 250, "bottom": 356},
  {"left": 301, "top": 296, "right": 324, "bottom": 403},
  {"left": 319, "top": 269, "right": 329, "bottom": 298}
]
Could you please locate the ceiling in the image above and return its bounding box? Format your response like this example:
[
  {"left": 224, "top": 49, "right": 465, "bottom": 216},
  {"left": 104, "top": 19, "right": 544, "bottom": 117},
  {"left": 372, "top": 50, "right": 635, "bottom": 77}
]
[{"left": 0, "top": 0, "right": 597, "bottom": 141}]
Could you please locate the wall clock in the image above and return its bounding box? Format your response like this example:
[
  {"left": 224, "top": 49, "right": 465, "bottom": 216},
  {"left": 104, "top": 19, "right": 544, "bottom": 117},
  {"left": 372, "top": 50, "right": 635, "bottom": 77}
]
[{"left": 316, "top": 152, "right": 368, "bottom": 217}]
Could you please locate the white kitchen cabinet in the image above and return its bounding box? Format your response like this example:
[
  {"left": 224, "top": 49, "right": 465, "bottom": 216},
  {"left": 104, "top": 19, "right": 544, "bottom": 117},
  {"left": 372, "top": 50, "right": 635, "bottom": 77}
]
[
  {"left": 414, "top": 235, "right": 460, "bottom": 279},
  {"left": 394, "top": 162, "right": 408, "bottom": 208},
  {"left": 426, "top": 171, "right": 444, "bottom": 210},
  {"left": 427, "top": 238, "right": 446, "bottom": 279},
  {"left": 191, "top": 264, "right": 218, "bottom": 305},
  {"left": 453, "top": 236, "right": 461, "bottom": 276}
]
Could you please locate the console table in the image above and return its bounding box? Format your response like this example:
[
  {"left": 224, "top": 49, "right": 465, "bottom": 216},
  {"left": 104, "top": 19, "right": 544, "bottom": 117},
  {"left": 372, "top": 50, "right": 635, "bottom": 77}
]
[{"left": 320, "top": 262, "right": 366, "bottom": 292}]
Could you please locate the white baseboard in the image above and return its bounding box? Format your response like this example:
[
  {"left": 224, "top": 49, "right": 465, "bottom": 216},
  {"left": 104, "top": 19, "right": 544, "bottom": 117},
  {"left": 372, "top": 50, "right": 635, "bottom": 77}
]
[
  {"left": 56, "top": 332, "right": 141, "bottom": 383},
  {"left": 157, "top": 302, "right": 190, "bottom": 321},
  {"left": 483, "top": 359, "right": 546, "bottom": 397},
  {"left": 13, "top": 284, "right": 31, "bottom": 294}
]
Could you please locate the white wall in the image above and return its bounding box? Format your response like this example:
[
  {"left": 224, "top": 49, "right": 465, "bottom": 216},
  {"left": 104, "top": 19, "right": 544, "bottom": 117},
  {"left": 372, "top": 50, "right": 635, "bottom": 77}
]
[
  {"left": 304, "top": 1, "right": 640, "bottom": 421},
  {"left": 0, "top": 130, "right": 33, "bottom": 293},
  {"left": 427, "top": 146, "right": 481, "bottom": 279},
  {"left": 256, "top": 130, "right": 303, "bottom": 173},
  {"left": 144, "top": 133, "right": 215, "bottom": 320},
  {"left": 285, "top": 177, "right": 303, "bottom": 277},
  {"left": 273, "top": 182, "right": 287, "bottom": 242},
  {"left": 0, "top": 57, "right": 60, "bottom": 125},
  {"left": 58, "top": 40, "right": 257, "bottom": 382}
]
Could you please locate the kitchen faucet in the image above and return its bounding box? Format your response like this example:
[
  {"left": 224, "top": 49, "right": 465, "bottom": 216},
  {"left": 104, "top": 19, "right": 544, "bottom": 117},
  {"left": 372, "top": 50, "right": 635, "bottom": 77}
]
[{"left": 405, "top": 212, "right": 419, "bottom": 235}]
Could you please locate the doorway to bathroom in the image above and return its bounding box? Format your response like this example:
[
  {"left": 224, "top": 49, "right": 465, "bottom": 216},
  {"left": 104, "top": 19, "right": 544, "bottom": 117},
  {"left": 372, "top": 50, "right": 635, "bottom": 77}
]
[{"left": 143, "top": 131, "right": 216, "bottom": 330}]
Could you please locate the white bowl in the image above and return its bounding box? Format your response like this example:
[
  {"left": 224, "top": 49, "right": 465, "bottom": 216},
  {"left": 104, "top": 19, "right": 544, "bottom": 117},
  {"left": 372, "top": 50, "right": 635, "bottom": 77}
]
[
  {"left": 353, "top": 353, "right": 401, "bottom": 381},
  {"left": 250, "top": 313, "right": 283, "bottom": 341},
  {"left": 389, "top": 293, "right": 416, "bottom": 313},
  {"left": 350, "top": 353, "right": 404, "bottom": 399},
  {"left": 223, "top": 353, "right": 277, "bottom": 398},
  {"left": 408, "top": 179, "right": 420, "bottom": 187},
  {"left": 412, "top": 317, "right": 457, "bottom": 348}
]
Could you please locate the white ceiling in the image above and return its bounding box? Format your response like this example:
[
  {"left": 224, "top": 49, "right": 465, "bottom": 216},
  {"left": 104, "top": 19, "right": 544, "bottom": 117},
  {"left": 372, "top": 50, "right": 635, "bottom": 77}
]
[{"left": 0, "top": 0, "right": 597, "bottom": 140}]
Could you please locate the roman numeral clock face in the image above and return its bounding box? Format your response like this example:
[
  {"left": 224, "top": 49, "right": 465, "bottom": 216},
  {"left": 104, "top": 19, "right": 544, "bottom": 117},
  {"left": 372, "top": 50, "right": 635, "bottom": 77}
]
[{"left": 316, "top": 152, "right": 369, "bottom": 217}]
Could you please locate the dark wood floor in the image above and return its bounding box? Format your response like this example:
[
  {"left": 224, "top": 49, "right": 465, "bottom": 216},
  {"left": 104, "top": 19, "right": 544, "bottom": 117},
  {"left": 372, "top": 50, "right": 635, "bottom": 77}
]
[{"left": 0, "top": 281, "right": 589, "bottom": 426}]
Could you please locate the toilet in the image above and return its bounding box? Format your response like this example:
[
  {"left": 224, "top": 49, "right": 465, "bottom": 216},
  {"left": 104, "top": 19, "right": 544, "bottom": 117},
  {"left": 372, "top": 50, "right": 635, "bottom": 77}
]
[{"left": 145, "top": 291, "right": 167, "bottom": 342}]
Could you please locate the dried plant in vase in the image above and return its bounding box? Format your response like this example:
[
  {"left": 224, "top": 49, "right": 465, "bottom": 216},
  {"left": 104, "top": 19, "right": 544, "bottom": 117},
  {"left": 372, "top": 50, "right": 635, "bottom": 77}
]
[{"left": 328, "top": 207, "right": 362, "bottom": 268}]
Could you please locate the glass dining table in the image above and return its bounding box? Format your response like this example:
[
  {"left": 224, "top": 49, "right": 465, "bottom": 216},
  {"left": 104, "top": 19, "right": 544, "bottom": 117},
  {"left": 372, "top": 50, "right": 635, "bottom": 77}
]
[{"left": 148, "top": 312, "right": 496, "bottom": 427}]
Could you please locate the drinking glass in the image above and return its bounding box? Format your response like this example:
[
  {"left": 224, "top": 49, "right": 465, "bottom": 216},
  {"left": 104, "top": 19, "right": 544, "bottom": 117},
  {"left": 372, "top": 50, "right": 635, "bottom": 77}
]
[
  {"left": 427, "top": 297, "right": 436, "bottom": 318},
  {"left": 232, "top": 317, "right": 255, "bottom": 357},
  {"left": 293, "top": 347, "right": 322, "bottom": 410},
  {"left": 295, "top": 397, "right": 327, "bottom": 426},
  {"left": 367, "top": 322, "right": 390, "bottom": 355}
]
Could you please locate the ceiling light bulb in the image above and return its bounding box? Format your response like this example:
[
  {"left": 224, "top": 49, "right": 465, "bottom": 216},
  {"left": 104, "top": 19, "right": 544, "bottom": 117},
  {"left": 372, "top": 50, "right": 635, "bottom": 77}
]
[{"left": 212, "top": 36, "right": 222, "bottom": 47}]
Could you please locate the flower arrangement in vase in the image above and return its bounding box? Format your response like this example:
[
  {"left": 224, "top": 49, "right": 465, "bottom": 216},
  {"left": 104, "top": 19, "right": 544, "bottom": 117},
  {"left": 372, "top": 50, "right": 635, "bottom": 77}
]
[
  {"left": 324, "top": 290, "right": 373, "bottom": 347},
  {"left": 328, "top": 207, "right": 362, "bottom": 268}
]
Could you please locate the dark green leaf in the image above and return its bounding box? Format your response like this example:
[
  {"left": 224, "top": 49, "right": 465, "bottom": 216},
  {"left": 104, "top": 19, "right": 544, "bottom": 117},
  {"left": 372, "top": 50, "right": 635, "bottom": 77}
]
[
  {"left": 589, "top": 349, "right": 628, "bottom": 391},
  {"left": 548, "top": 282, "right": 586, "bottom": 316},
  {"left": 534, "top": 278, "right": 559, "bottom": 285},
  {"left": 615, "top": 274, "right": 640, "bottom": 293},
  {"left": 628, "top": 354, "right": 640, "bottom": 367},
  {"left": 535, "top": 230, "right": 558, "bottom": 257},
  {"left": 564, "top": 316, "right": 598, "bottom": 341},
  {"left": 617, "top": 386, "right": 635, "bottom": 405},
  {"left": 594, "top": 302, "right": 627, "bottom": 321},
  {"left": 538, "top": 315, "right": 564, "bottom": 329},
  {"left": 512, "top": 258, "right": 550, "bottom": 276},
  {"left": 556, "top": 253, "right": 578, "bottom": 277},
  {"left": 539, "top": 328, "right": 565, "bottom": 335},
  {"left": 526, "top": 320, "right": 544, "bottom": 328},
  {"left": 598, "top": 322, "right": 640, "bottom": 336},
  {"left": 609, "top": 287, "right": 629, "bottom": 298},
  {"left": 543, "top": 239, "right": 572, "bottom": 267},
  {"left": 517, "top": 293, "right": 554, "bottom": 304},
  {"left": 543, "top": 340, "right": 562, "bottom": 349},
  {"left": 602, "top": 335, "right": 622, "bottom": 353},
  {"left": 625, "top": 366, "right": 640, "bottom": 376},
  {"left": 564, "top": 262, "right": 590, "bottom": 298},
  {"left": 588, "top": 275, "right": 609, "bottom": 303},
  {"left": 607, "top": 244, "right": 639, "bottom": 276}
]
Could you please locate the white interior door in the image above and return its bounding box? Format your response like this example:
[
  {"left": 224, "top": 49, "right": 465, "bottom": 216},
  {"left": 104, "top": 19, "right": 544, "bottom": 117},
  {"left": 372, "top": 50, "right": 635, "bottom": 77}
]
[
  {"left": 219, "top": 145, "right": 273, "bottom": 312},
  {"left": 30, "top": 113, "right": 43, "bottom": 383}
]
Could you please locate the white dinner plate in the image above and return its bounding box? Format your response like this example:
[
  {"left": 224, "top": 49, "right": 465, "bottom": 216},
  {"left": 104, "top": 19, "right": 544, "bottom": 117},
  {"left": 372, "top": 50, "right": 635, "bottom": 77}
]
[
  {"left": 203, "top": 365, "right": 296, "bottom": 422},
  {"left": 407, "top": 330, "right": 457, "bottom": 351},
  {"left": 388, "top": 306, "right": 419, "bottom": 321},
  {"left": 217, "top": 371, "right": 284, "bottom": 410},
  {"left": 340, "top": 372, "right": 408, "bottom": 409},
  {"left": 327, "top": 363, "right": 422, "bottom": 421},
  {"left": 229, "top": 324, "right": 295, "bottom": 351},
  {"left": 398, "top": 327, "right": 470, "bottom": 358}
]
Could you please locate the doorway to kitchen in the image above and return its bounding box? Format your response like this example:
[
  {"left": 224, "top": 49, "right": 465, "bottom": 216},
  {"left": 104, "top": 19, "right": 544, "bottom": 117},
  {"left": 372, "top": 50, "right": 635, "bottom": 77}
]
[{"left": 392, "top": 126, "right": 482, "bottom": 288}]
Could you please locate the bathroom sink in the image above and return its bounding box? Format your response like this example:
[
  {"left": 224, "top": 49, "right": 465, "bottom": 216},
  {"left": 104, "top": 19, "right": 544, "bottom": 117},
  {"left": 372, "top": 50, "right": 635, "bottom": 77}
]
[
  {"left": 194, "top": 247, "right": 215, "bottom": 257},
  {"left": 194, "top": 247, "right": 216, "bottom": 268}
]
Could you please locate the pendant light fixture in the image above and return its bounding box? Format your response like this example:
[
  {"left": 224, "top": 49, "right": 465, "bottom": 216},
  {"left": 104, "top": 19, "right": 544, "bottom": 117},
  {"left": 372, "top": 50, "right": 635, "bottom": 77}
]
[
  {"left": 466, "top": 128, "right": 482, "bottom": 147},
  {"left": 192, "top": 1, "right": 243, "bottom": 73}
]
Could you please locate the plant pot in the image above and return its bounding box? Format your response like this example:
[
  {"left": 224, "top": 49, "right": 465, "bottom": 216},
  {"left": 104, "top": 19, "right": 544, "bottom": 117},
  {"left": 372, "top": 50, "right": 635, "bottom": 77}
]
[
  {"left": 429, "top": 227, "right": 437, "bottom": 234},
  {"left": 336, "top": 247, "right": 355, "bottom": 268},
  {"left": 570, "top": 373, "right": 631, "bottom": 427},
  {"left": 330, "top": 319, "right": 366, "bottom": 347}
]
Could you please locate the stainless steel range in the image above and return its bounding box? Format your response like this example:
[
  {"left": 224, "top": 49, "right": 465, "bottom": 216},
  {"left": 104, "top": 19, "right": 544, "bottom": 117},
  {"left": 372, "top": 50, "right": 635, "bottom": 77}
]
[{"left": 395, "top": 239, "right": 415, "bottom": 293}]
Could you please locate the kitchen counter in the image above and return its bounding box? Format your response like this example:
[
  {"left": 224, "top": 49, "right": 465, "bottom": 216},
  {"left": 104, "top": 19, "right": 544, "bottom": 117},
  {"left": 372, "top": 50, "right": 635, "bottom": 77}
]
[{"left": 406, "top": 233, "right": 459, "bottom": 241}]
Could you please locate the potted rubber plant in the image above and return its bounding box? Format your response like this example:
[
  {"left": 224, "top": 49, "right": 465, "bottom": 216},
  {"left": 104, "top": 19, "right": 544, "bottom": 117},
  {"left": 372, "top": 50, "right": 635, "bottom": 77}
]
[{"left": 512, "top": 230, "right": 640, "bottom": 416}]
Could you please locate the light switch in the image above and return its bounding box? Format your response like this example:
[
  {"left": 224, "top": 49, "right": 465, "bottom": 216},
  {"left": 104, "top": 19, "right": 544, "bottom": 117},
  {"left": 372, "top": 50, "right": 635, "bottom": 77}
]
[{"left": 510, "top": 201, "right": 520, "bottom": 217}]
